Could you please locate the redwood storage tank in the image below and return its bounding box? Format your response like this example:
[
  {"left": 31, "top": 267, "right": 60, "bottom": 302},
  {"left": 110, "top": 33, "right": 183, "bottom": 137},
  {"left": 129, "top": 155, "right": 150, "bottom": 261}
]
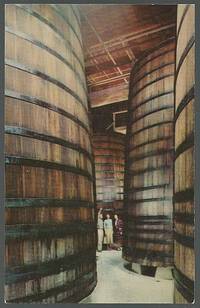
[
  {"left": 123, "top": 38, "right": 175, "bottom": 271},
  {"left": 173, "top": 4, "right": 195, "bottom": 303},
  {"left": 5, "top": 4, "right": 97, "bottom": 303},
  {"left": 93, "top": 133, "right": 125, "bottom": 216}
]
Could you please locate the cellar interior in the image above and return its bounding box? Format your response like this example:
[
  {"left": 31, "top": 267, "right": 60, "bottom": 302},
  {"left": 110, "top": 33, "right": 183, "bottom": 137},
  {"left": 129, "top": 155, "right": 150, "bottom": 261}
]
[{"left": 5, "top": 3, "right": 194, "bottom": 304}]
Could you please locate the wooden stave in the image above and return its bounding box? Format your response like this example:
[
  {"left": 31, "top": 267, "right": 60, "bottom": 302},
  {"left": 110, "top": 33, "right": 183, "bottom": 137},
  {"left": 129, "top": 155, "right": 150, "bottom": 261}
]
[
  {"left": 5, "top": 259, "right": 96, "bottom": 303},
  {"left": 5, "top": 37, "right": 87, "bottom": 107},
  {"left": 5, "top": 5, "right": 87, "bottom": 104},
  {"left": 5, "top": 66, "right": 89, "bottom": 130},
  {"left": 123, "top": 40, "right": 175, "bottom": 267},
  {"left": 5, "top": 4, "right": 96, "bottom": 303},
  {"left": 174, "top": 4, "right": 195, "bottom": 303},
  {"left": 93, "top": 133, "right": 125, "bottom": 213},
  {"left": 131, "top": 37, "right": 175, "bottom": 77},
  {"left": 14, "top": 4, "right": 84, "bottom": 64}
]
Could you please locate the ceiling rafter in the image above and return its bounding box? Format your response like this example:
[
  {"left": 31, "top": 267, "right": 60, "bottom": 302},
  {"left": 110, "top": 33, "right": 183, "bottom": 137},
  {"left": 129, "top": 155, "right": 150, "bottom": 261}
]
[
  {"left": 85, "top": 23, "right": 175, "bottom": 58},
  {"left": 80, "top": 9, "right": 126, "bottom": 84},
  {"left": 80, "top": 10, "right": 117, "bottom": 64},
  {"left": 86, "top": 62, "right": 132, "bottom": 75},
  {"left": 91, "top": 68, "right": 130, "bottom": 81},
  {"left": 82, "top": 37, "right": 112, "bottom": 83},
  {"left": 78, "top": 4, "right": 176, "bottom": 107},
  {"left": 89, "top": 72, "right": 130, "bottom": 87}
]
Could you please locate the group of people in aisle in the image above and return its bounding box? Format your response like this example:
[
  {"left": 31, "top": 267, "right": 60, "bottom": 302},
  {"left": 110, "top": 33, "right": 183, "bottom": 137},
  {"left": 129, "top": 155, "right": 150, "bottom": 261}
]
[{"left": 97, "top": 208, "right": 123, "bottom": 252}]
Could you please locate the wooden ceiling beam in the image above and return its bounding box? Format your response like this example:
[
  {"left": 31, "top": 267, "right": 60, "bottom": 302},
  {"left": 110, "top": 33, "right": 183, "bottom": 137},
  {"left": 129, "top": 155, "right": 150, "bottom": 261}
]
[
  {"left": 78, "top": 5, "right": 176, "bottom": 107},
  {"left": 80, "top": 10, "right": 122, "bottom": 77},
  {"left": 84, "top": 45, "right": 136, "bottom": 63},
  {"left": 91, "top": 80, "right": 127, "bottom": 92},
  {"left": 84, "top": 23, "right": 175, "bottom": 58},
  {"left": 82, "top": 37, "right": 113, "bottom": 82},
  {"left": 120, "top": 37, "right": 136, "bottom": 62},
  {"left": 81, "top": 11, "right": 131, "bottom": 86},
  {"left": 89, "top": 71, "right": 121, "bottom": 82},
  {"left": 92, "top": 55, "right": 111, "bottom": 81},
  {"left": 91, "top": 23, "right": 175, "bottom": 50},
  {"left": 89, "top": 72, "right": 130, "bottom": 87},
  {"left": 86, "top": 55, "right": 134, "bottom": 75}
]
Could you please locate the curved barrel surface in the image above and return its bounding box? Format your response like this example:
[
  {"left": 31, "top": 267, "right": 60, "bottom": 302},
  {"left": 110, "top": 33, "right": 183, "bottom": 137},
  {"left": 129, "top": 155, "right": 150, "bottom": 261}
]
[
  {"left": 123, "top": 38, "right": 175, "bottom": 267},
  {"left": 93, "top": 133, "right": 125, "bottom": 215},
  {"left": 5, "top": 4, "right": 96, "bottom": 303},
  {"left": 174, "top": 4, "right": 195, "bottom": 304}
]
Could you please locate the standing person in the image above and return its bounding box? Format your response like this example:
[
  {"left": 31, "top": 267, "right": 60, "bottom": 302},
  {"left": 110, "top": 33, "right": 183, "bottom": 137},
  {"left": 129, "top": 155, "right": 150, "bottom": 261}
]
[
  {"left": 104, "top": 214, "right": 113, "bottom": 250},
  {"left": 114, "top": 214, "right": 123, "bottom": 248},
  {"left": 97, "top": 208, "right": 104, "bottom": 252}
]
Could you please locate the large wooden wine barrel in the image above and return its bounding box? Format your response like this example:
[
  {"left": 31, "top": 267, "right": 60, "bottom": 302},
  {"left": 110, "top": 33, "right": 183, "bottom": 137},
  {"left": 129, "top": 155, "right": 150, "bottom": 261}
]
[
  {"left": 93, "top": 133, "right": 125, "bottom": 215},
  {"left": 123, "top": 38, "right": 175, "bottom": 268},
  {"left": 5, "top": 4, "right": 97, "bottom": 303},
  {"left": 173, "top": 4, "right": 195, "bottom": 303}
]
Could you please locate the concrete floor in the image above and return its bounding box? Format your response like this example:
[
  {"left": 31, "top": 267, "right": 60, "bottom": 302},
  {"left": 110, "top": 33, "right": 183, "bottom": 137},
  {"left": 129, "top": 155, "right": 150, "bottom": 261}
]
[{"left": 80, "top": 250, "right": 174, "bottom": 304}]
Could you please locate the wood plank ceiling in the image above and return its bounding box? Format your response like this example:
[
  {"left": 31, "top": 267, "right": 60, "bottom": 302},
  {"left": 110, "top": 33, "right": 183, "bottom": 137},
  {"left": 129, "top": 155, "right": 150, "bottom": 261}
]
[{"left": 77, "top": 4, "right": 177, "bottom": 108}]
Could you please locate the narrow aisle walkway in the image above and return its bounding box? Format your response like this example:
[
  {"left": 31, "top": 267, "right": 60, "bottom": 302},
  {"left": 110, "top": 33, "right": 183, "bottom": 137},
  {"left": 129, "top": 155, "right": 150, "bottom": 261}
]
[{"left": 80, "top": 251, "right": 174, "bottom": 303}]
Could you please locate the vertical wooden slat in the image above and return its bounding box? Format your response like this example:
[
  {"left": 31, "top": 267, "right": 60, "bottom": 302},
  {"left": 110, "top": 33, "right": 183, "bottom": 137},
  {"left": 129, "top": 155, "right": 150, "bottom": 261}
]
[
  {"left": 5, "top": 4, "right": 97, "bottom": 303},
  {"left": 92, "top": 133, "right": 125, "bottom": 216},
  {"left": 123, "top": 38, "right": 175, "bottom": 268},
  {"left": 174, "top": 4, "right": 195, "bottom": 303}
]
